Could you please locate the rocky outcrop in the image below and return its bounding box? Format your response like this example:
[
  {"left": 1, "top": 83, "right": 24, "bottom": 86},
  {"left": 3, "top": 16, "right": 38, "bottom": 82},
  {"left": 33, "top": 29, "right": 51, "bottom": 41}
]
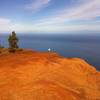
[{"left": 0, "top": 50, "right": 99, "bottom": 100}]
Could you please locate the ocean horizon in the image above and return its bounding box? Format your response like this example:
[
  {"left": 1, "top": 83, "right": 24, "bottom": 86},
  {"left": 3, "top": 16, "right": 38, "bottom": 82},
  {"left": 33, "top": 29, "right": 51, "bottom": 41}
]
[{"left": 0, "top": 33, "right": 100, "bottom": 70}]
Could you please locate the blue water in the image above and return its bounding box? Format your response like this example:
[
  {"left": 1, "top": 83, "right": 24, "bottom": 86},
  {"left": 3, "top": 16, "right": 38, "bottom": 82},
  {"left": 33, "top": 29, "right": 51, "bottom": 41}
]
[{"left": 0, "top": 34, "right": 100, "bottom": 70}]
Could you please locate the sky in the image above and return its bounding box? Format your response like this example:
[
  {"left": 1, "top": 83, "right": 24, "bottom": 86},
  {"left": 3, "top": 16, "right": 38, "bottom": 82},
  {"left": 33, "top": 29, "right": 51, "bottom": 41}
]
[{"left": 0, "top": 0, "right": 100, "bottom": 34}]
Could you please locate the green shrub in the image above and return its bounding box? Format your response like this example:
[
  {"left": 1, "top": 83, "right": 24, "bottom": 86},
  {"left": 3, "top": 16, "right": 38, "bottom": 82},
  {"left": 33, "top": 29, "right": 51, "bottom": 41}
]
[
  {"left": 8, "top": 31, "right": 19, "bottom": 49},
  {"left": 16, "top": 48, "right": 23, "bottom": 51},
  {"left": 0, "top": 45, "right": 4, "bottom": 49}
]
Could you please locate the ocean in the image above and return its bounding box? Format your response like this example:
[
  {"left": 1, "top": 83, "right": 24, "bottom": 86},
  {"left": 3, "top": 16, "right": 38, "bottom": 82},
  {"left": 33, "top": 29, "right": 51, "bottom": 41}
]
[{"left": 0, "top": 33, "right": 100, "bottom": 70}]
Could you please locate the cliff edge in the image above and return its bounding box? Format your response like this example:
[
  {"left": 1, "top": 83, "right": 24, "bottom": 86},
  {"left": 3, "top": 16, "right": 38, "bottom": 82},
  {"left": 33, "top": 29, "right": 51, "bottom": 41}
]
[{"left": 0, "top": 50, "right": 100, "bottom": 100}]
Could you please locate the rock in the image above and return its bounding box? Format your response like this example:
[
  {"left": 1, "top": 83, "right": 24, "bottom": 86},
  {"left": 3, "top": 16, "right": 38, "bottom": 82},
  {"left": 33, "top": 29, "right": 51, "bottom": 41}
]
[{"left": 0, "top": 50, "right": 99, "bottom": 100}]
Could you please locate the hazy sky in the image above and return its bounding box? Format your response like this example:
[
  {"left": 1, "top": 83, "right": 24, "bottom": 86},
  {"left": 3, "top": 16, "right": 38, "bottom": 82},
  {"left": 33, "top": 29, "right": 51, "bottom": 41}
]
[{"left": 0, "top": 0, "right": 100, "bottom": 34}]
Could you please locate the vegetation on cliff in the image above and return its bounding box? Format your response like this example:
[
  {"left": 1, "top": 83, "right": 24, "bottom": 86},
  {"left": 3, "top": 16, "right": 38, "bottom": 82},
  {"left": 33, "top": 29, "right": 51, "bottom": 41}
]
[{"left": 0, "top": 31, "right": 23, "bottom": 54}]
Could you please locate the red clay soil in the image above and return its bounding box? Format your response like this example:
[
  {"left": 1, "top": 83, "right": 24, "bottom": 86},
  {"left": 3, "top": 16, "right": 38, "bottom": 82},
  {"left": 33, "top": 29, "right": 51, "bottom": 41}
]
[{"left": 0, "top": 50, "right": 100, "bottom": 100}]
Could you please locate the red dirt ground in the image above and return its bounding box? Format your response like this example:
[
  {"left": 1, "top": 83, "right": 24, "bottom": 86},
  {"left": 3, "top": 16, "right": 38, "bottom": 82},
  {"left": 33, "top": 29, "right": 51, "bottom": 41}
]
[{"left": 0, "top": 50, "right": 100, "bottom": 100}]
